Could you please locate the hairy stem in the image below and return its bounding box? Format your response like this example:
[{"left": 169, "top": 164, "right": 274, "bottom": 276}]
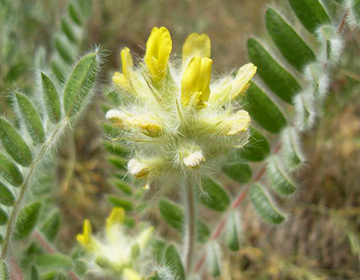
[
  {"left": 1, "top": 119, "right": 68, "bottom": 259},
  {"left": 183, "top": 175, "right": 196, "bottom": 274}
]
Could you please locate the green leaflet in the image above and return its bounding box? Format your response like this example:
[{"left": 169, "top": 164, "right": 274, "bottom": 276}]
[
  {"left": 35, "top": 254, "right": 73, "bottom": 270},
  {"left": 0, "top": 152, "right": 23, "bottom": 187},
  {"left": 152, "top": 239, "right": 167, "bottom": 263},
  {"left": 0, "top": 118, "right": 33, "bottom": 166},
  {"left": 225, "top": 210, "right": 241, "bottom": 251},
  {"left": 247, "top": 38, "right": 301, "bottom": 103},
  {"left": 242, "top": 83, "right": 287, "bottom": 134},
  {"left": 102, "top": 123, "right": 122, "bottom": 139},
  {"left": 51, "top": 59, "right": 66, "bottom": 82},
  {"left": 159, "top": 199, "right": 210, "bottom": 243},
  {"left": 113, "top": 179, "right": 132, "bottom": 195},
  {"left": 267, "top": 156, "right": 297, "bottom": 196},
  {"left": 14, "top": 202, "right": 42, "bottom": 240},
  {"left": 281, "top": 127, "right": 305, "bottom": 170},
  {"left": 0, "top": 181, "right": 15, "bottom": 206},
  {"left": 108, "top": 157, "right": 128, "bottom": 170},
  {"left": 103, "top": 142, "right": 129, "bottom": 157},
  {"left": 31, "top": 266, "right": 39, "bottom": 280},
  {"left": 61, "top": 18, "right": 79, "bottom": 44},
  {"left": 198, "top": 177, "right": 231, "bottom": 212},
  {"left": 41, "top": 72, "right": 62, "bottom": 124},
  {"left": 69, "top": 2, "right": 83, "bottom": 26},
  {"left": 241, "top": 127, "right": 271, "bottom": 161},
  {"left": 289, "top": 0, "right": 331, "bottom": 34},
  {"left": 250, "top": 183, "right": 285, "bottom": 224},
  {"left": 0, "top": 207, "right": 8, "bottom": 225},
  {"left": 108, "top": 195, "right": 134, "bottom": 212},
  {"left": 222, "top": 163, "right": 252, "bottom": 184},
  {"left": 41, "top": 211, "right": 61, "bottom": 242},
  {"left": 63, "top": 53, "right": 98, "bottom": 118},
  {"left": 353, "top": 0, "right": 360, "bottom": 22},
  {"left": 207, "top": 242, "right": 222, "bottom": 277},
  {"left": 164, "top": 245, "right": 185, "bottom": 280},
  {"left": 266, "top": 8, "right": 316, "bottom": 71},
  {"left": 0, "top": 260, "right": 10, "bottom": 280},
  {"left": 15, "top": 92, "right": 46, "bottom": 144},
  {"left": 54, "top": 37, "right": 74, "bottom": 64}
]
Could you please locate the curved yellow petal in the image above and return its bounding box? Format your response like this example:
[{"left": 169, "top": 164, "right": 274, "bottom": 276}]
[
  {"left": 76, "top": 219, "right": 94, "bottom": 251},
  {"left": 181, "top": 56, "right": 213, "bottom": 107},
  {"left": 106, "top": 207, "right": 125, "bottom": 229},
  {"left": 182, "top": 33, "right": 211, "bottom": 66},
  {"left": 221, "top": 110, "right": 251, "bottom": 135},
  {"left": 123, "top": 268, "right": 141, "bottom": 280},
  {"left": 230, "top": 63, "right": 257, "bottom": 99},
  {"left": 113, "top": 47, "right": 134, "bottom": 92},
  {"left": 144, "top": 27, "right": 172, "bottom": 84},
  {"left": 121, "top": 47, "right": 133, "bottom": 79}
]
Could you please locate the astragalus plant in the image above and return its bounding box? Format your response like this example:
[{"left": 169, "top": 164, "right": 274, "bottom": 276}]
[{"left": 1, "top": 0, "right": 359, "bottom": 279}]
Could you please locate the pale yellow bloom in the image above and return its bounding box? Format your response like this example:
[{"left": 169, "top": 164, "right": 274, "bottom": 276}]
[
  {"left": 113, "top": 47, "right": 134, "bottom": 91},
  {"left": 182, "top": 33, "right": 211, "bottom": 68},
  {"left": 136, "top": 227, "right": 154, "bottom": 250},
  {"left": 230, "top": 63, "right": 257, "bottom": 99},
  {"left": 123, "top": 268, "right": 142, "bottom": 280},
  {"left": 145, "top": 27, "right": 172, "bottom": 84},
  {"left": 209, "top": 63, "right": 257, "bottom": 105},
  {"left": 181, "top": 56, "right": 213, "bottom": 107},
  {"left": 77, "top": 219, "right": 97, "bottom": 252},
  {"left": 220, "top": 110, "right": 250, "bottom": 135},
  {"left": 106, "top": 207, "right": 125, "bottom": 229},
  {"left": 106, "top": 110, "right": 162, "bottom": 137}
]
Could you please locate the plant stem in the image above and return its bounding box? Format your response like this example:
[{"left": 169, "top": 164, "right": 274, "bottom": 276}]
[
  {"left": 183, "top": 175, "right": 196, "bottom": 274},
  {"left": 1, "top": 120, "right": 68, "bottom": 259}
]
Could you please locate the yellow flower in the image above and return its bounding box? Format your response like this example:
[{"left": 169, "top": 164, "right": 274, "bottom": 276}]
[
  {"left": 106, "top": 110, "right": 163, "bottom": 138},
  {"left": 145, "top": 27, "right": 172, "bottom": 84},
  {"left": 182, "top": 33, "right": 211, "bottom": 68},
  {"left": 220, "top": 110, "right": 251, "bottom": 135},
  {"left": 181, "top": 56, "right": 213, "bottom": 107},
  {"left": 77, "top": 219, "right": 97, "bottom": 252},
  {"left": 113, "top": 47, "right": 134, "bottom": 91},
  {"left": 123, "top": 268, "right": 142, "bottom": 280},
  {"left": 230, "top": 63, "right": 257, "bottom": 99},
  {"left": 106, "top": 207, "right": 125, "bottom": 229},
  {"left": 208, "top": 63, "right": 257, "bottom": 105}
]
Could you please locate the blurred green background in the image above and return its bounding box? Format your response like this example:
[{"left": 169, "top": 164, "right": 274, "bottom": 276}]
[{"left": 1, "top": 0, "right": 360, "bottom": 279}]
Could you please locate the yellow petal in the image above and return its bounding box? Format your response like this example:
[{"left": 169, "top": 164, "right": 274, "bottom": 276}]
[
  {"left": 129, "top": 116, "right": 163, "bottom": 137},
  {"left": 221, "top": 110, "right": 251, "bottom": 135},
  {"left": 144, "top": 27, "right": 172, "bottom": 84},
  {"left": 182, "top": 33, "right": 211, "bottom": 67},
  {"left": 106, "top": 207, "right": 125, "bottom": 229},
  {"left": 121, "top": 47, "right": 133, "bottom": 79},
  {"left": 77, "top": 219, "right": 94, "bottom": 251},
  {"left": 181, "top": 56, "right": 212, "bottom": 107},
  {"left": 230, "top": 63, "right": 257, "bottom": 99},
  {"left": 123, "top": 268, "right": 142, "bottom": 280},
  {"left": 137, "top": 227, "right": 154, "bottom": 250}
]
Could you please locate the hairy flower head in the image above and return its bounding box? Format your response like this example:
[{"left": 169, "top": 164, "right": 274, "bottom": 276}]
[
  {"left": 106, "top": 27, "right": 257, "bottom": 186},
  {"left": 76, "top": 208, "right": 154, "bottom": 278}
]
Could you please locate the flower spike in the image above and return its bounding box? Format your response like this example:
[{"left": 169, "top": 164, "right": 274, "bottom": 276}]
[{"left": 145, "top": 27, "right": 172, "bottom": 84}]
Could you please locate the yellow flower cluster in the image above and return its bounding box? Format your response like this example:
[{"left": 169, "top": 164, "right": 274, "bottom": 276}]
[
  {"left": 107, "top": 27, "right": 256, "bottom": 187},
  {"left": 77, "top": 208, "right": 154, "bottom": 280}
]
